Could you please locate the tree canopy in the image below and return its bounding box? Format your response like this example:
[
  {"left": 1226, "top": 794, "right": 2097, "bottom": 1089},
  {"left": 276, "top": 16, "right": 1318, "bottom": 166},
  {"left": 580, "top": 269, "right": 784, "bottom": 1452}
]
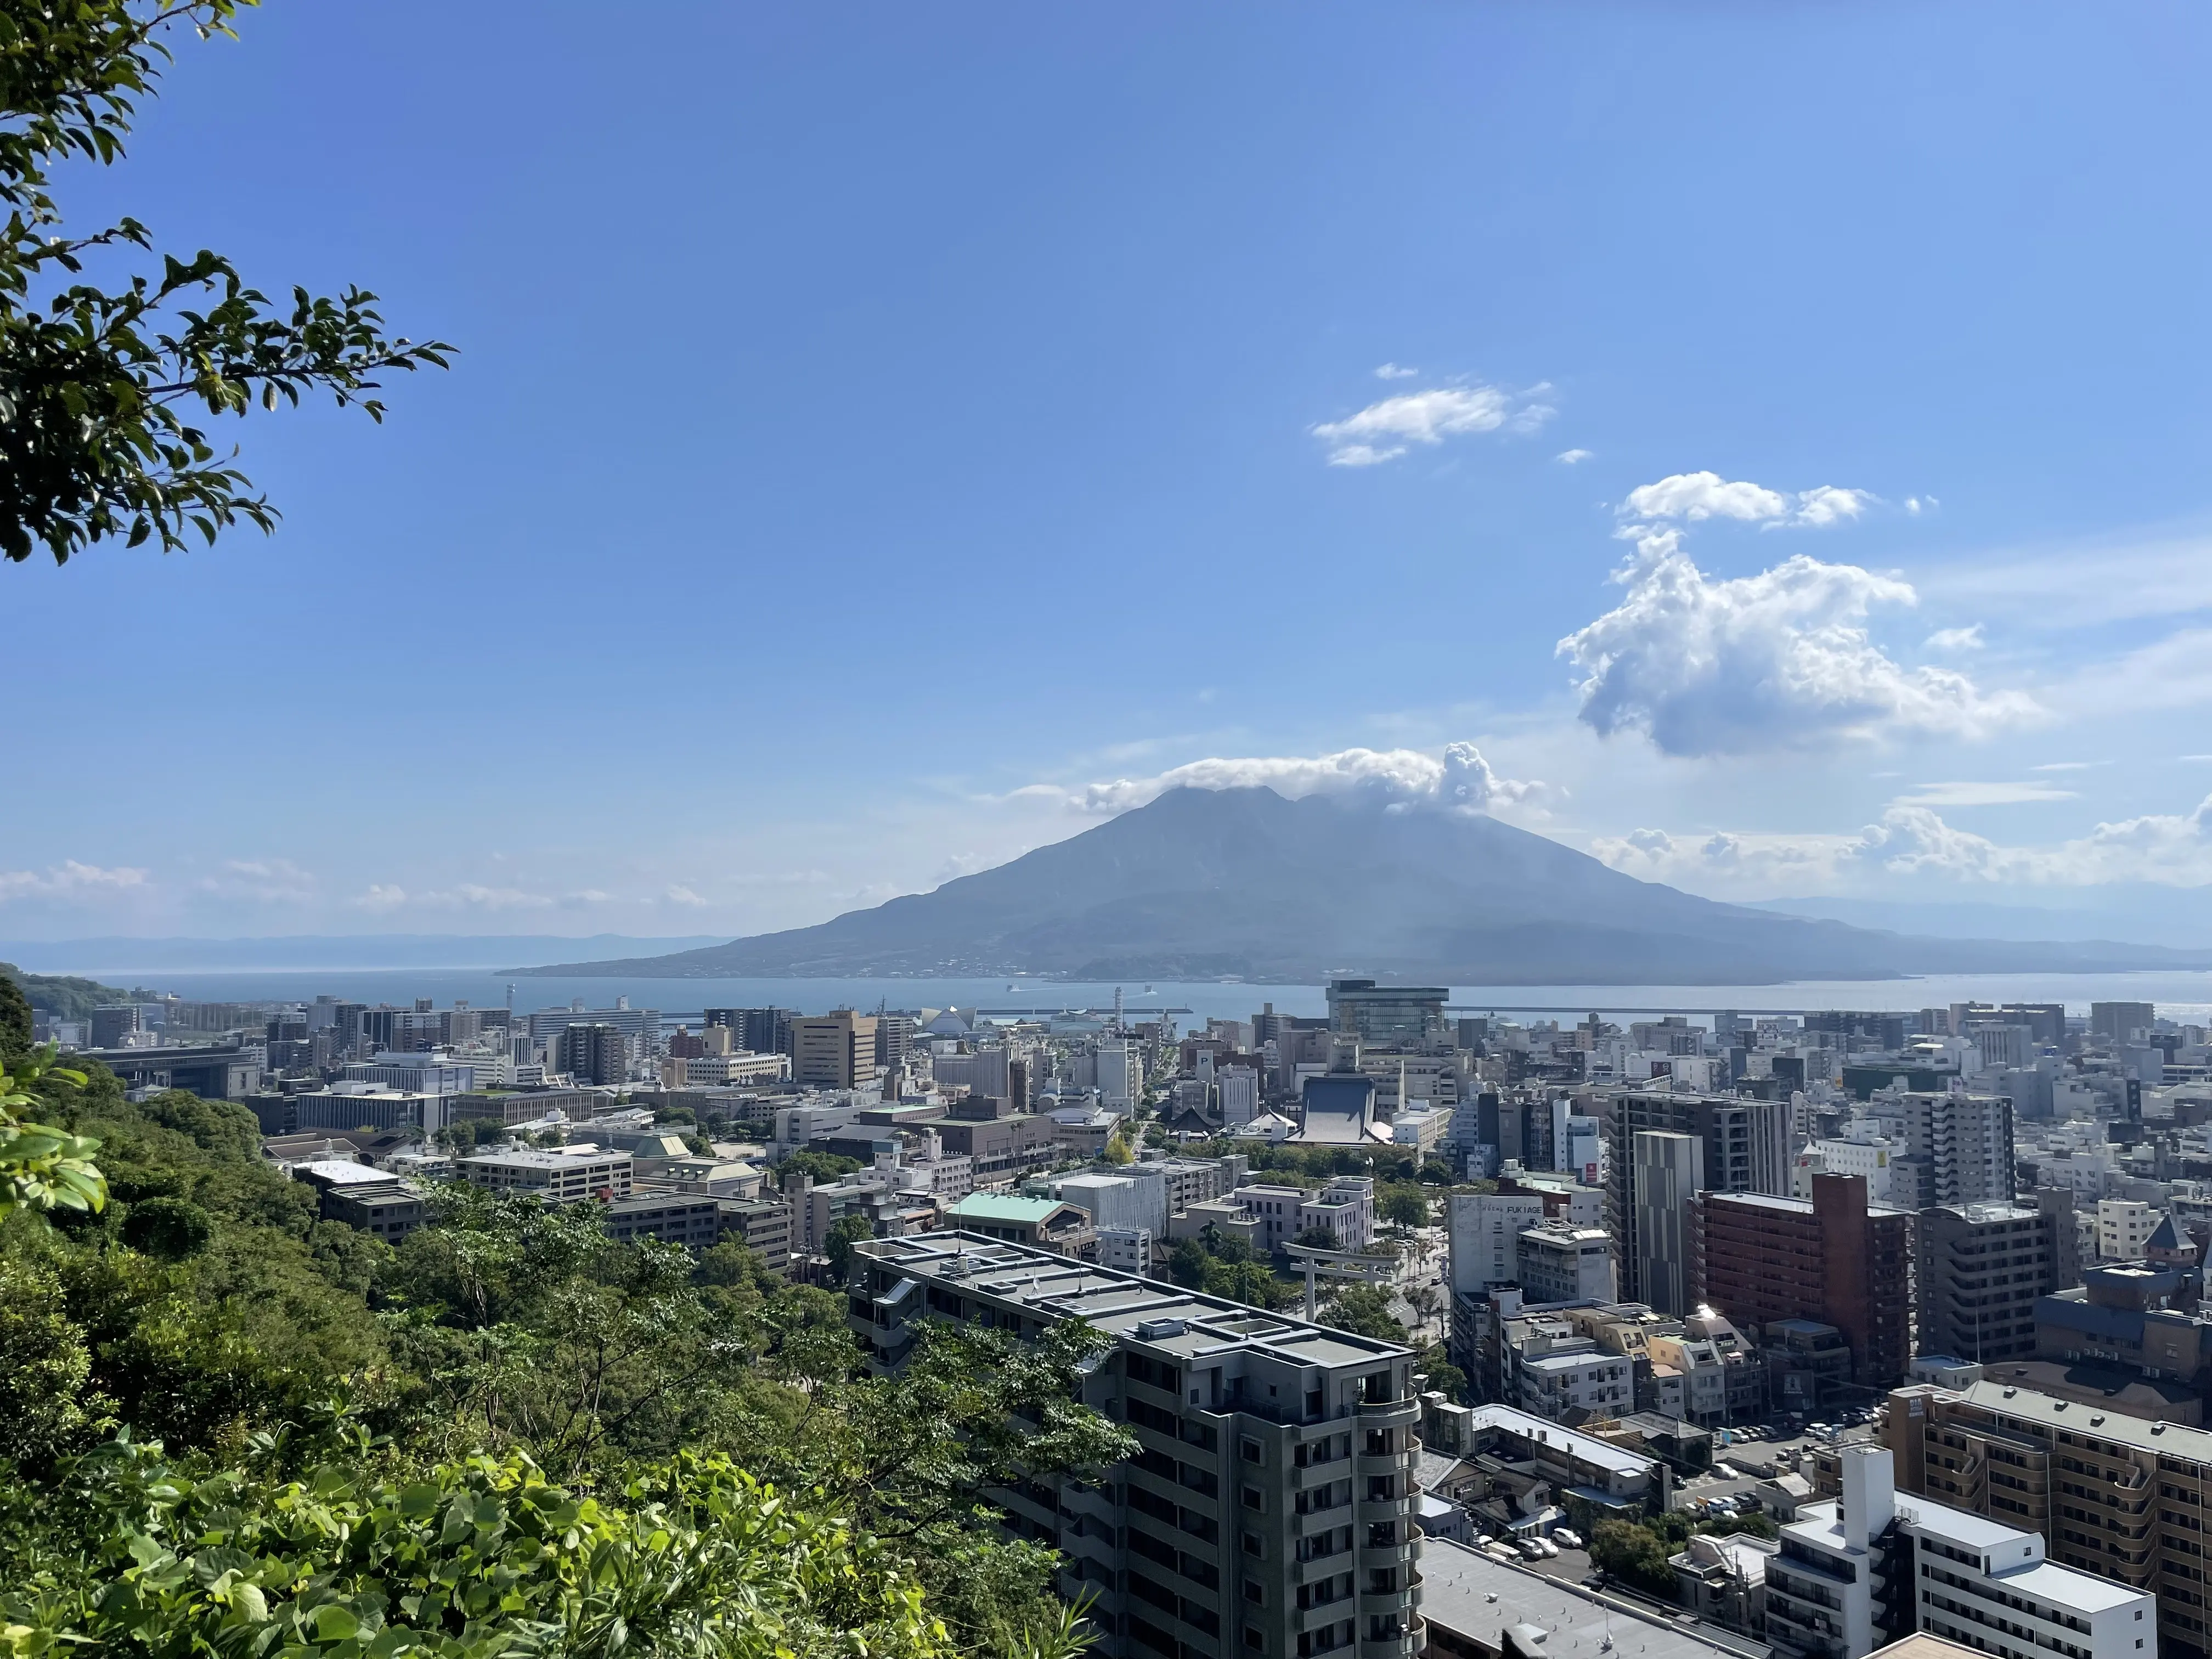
[
  {"left": 0, "top": 0, "right": 449, "bottom": 566},
  {"left": 0, "top": 1046, "right": 1131, "bottom": 1656}
]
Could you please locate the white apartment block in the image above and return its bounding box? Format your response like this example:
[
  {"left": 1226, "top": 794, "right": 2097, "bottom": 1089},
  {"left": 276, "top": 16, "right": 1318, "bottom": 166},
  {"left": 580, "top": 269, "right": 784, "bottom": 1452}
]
[
  {"left": 1513, "top": 1344, "right": 1634, "bottom": 1419},
  {"left": 1765, "top": 1446, "right": 2150, "bottom": 1659},
  {"left": 2096, "top": 1198, "right": 2157, "bottom": 1261},
  {"left": 1515, "top": 1226, "right": 1616, "bottom": 1305}
]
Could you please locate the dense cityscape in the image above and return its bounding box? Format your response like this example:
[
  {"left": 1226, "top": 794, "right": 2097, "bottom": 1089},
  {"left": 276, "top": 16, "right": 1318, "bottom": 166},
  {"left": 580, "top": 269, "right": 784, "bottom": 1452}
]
[{"left": 14, "top": 969, "right": 2211, "bottom": 1659}]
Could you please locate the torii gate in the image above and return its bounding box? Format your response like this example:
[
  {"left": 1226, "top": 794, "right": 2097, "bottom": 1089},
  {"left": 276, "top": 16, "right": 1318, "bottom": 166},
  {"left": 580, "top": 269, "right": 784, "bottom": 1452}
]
[{"left": 1282, "top": 1240, "right": 1402, "bottom": 1323}]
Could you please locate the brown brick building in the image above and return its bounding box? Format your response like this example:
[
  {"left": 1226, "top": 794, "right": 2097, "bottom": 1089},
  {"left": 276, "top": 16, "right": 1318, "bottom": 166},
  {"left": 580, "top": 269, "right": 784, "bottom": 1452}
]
[{"left": 1689, "top": 1172, "right": 1915, "bottom": 1389}]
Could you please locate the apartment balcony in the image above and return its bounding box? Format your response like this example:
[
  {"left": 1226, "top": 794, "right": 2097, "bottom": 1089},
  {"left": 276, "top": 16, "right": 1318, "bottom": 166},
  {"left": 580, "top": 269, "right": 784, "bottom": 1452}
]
[
  {"left": 1357, "top": 1495, "right": 1415, "bottom": 1527},
  {"left": 1357, "top": 1397, "right": 1421, "bottom": 1429},
  {"left": 1358, "top": 1618, "right": 1421, "bottom": 1659},
  {"left": 1360, "top": 1577, "right": 1421, "bottom": 1618},
  {"left": 1357, "top": 1451, "right": 1412, "bottom": 1481}
]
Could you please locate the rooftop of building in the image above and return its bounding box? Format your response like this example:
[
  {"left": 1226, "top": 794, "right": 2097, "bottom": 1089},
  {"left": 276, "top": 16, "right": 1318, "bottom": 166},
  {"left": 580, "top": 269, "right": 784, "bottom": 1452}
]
[
  {"left": 1703, "top": 1188, "right": 1912, "bottom": 1217},
  {"left": 947, "top": 1194, "right": 1076, "bottom": 1224},
  {"left": 1418, "top": 1538, "right": 1770, "bottom": 1659},
  {"left": 1954, "top": 1376, "right": 2212, "bottom": 1458},
  {"left": 854, "top": 1231, "right": 1406, "bottom": 1370},
  {"left": 293, "top": 1158, "right": 404, "bottom": 1187},
  {"left": 1463, "top": 1403, "right": 1656, "bottom": 1477},
  {"left": 1519, "top": 1349, "right": 1623, "bottom": 1375},
  {"left": 459, "top": 1147, "right": 631, "bottom": 1170},
  {"left": 1897, "top": 1499, "right": 2142, "bottom": 1610}
]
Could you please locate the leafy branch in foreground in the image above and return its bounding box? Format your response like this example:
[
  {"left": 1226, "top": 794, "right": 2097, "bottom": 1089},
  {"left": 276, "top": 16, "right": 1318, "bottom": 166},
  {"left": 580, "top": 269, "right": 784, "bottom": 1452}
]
[
  {"left": 0, "top": 0, "right": 452, "bottom": 565},
  {"left": 0, "top": 1043, "right": 101, "bottom": 1215}
]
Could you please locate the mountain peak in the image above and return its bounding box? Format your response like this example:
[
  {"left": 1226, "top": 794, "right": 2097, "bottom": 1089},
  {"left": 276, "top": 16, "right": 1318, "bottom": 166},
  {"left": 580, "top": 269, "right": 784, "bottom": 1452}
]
[{"left": 507, "top": 786, "right": 2212, "bottom": 983}]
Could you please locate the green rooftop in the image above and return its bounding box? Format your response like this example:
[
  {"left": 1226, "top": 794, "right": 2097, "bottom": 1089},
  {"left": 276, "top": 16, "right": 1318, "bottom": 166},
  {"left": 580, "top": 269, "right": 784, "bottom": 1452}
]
[{"left": 949, "top": 1194, "right": 1065, "bottom": 1223}]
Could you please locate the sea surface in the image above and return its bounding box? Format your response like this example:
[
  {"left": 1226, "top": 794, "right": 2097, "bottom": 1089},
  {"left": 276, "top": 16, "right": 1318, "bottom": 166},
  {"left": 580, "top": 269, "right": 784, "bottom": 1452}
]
[{"left": 36, "top": 966, "right": 2212, "bottom": 1025}]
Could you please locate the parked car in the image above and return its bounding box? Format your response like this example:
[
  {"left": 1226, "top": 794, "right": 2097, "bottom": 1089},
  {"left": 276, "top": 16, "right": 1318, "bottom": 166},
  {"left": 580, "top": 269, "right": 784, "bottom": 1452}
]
[
  {"left": 1517, "top": 1539, "right": 1548, "bottom": 1561},
  {"left": 1533, "top": 1538, "right": 1561, "bottom": 1558},
  {"left": 1553, "top": 1528, "right": 1583, "bottom": 1550}
]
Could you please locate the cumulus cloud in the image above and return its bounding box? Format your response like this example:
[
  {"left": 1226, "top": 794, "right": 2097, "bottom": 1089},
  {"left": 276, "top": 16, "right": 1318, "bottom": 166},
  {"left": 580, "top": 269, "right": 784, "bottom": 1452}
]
[
  {"left": 1374, "top": 362, "right": 1418, "bottom": 380},
  {"left": 1595, "top": 793, "right": 2212, "bottom": 893},
  {"left": 1311, "top": 382, "right": 1553, "bottom": 466},
  {"left": 0, "top": 860, "right": 150, "bottom": 901},
  {"left": 1925, "top": 624, "right": 1984, "bottom": 651},
  {"left": 1555, "top": 538, "right": 2038, "bottom": 756},
  {"left": 1024, "top": 742, "right": 1546, "bottom": 817},
  {"left": 1556, "top": 448, "right": 1593, "bottom": 465},
  {"left": 663, "top": 884, "right": 707, "bottom": 906},
  {"left": 1618, "top": 471, "right": 1874, "bottom": 529}
]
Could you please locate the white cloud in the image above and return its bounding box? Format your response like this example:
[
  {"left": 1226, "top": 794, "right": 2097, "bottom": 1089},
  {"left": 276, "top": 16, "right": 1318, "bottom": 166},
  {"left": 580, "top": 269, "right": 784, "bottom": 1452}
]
[
  {"left": 1027, "top": 741, "right": 1547, "bottom": 817},
  {"left": 1621, "top": 471, "right": 1787, "bottom": 523},
  {"left": 1325, "top": 442, "right": 1406, "bottom": 469},
  {"left": 1889, "top": 781, "right": 2079, "bottom": 806},
  {"left": 1594, "top": 792, "right": 2212, "bottom": 893},
  {"left": 0, "top": 860, "right": 150, "bottom": 901},
  {"left": 1556, "top": 448, "right": 1593, "bottom": 465},
  {"left": 1555, "top": 539, "right": 2038, "bottom": 757},
  {"left": 1311, "top": 382, "right": 1552, "bottom": 467},
  {"left": 663, "top": 884, "right": 707, "bottom": 906},
  {"left": 198, "top": 857, "right": 317, "bottom": 902},
  {"left": 1792, "top": 486, "right": 1875, "bottom": 528},
  {"left": 2030, "top": 761, "right": 2100, "bottom": 772},
  {"left": 1925, "top": 624, "right": 1984, "bottom": 651},
  {"left": 1618, "top": 470, "right": 1874, "bottom": 529},
  {"left": 1374, "top": 363, "right": 1418, "bottom": 380},
  {"left": 349, "top": 882, "right": 616, "bottom": 912}
]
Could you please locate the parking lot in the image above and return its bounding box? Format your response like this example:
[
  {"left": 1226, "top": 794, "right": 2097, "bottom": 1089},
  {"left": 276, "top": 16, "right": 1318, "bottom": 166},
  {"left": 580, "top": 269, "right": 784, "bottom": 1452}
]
[{"left": 1669, "top": 1408, "right": 1884, "bottom": 1516}]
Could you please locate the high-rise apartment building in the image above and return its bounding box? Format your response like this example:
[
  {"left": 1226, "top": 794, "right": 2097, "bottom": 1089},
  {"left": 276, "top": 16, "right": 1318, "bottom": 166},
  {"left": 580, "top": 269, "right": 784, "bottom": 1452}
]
[
  {"left": 1689, "top": 1173, "right": 1914, "bottom": 1389},
  {"left": 1602, "top": 1091, "right": 1794, "bottom": 1307},
  {"left": 1893, "top": 1092, "right": 2015, "bottom": 1210},
  {"left": 789, "top": 1011, "right": 879, "bottom": 1088},
  {"left": 850, "top": 1231, "right": 1425, "bottom": 1659},
  {"left": 1325, "top": 978, "right": 1448, "bottom": 1051},
  {"left": 1884, "top": 1377, "right": 2212, "bottom": 1659},
  {"left": 89, "top": 1003, "right": 140, "bottom": 1048},
  {"left": 875, "top": 1013, "right": 915, "bottom": 1072},
  {"left": 1633, "top": 1130, "right": 1703, "bottom": 1316},
  {"left": 556, "top": 1023, "right": 628, "bottom": 1086},
  {"left": 1913, "top": 1192, "right": 2076, "bottom": 1364}
]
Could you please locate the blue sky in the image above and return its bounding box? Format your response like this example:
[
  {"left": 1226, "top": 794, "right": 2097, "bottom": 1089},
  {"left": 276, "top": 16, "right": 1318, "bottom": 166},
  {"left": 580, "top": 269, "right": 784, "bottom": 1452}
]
[{"left": 7, "top": 2, "right": 2212, "bottom": 943}]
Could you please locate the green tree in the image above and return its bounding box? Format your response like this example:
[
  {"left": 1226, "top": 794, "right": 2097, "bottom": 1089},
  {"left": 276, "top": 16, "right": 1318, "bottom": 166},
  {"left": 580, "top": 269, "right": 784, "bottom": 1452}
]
[
  {"left": 1419, "top": 1342, "right": 1469, "bottom": 1402},
  {"left": 0, "top": 0, "right": 450, "bottom": 566},
  {"left": 0, "top": 1443, "right": 990, "bottom": 1659},
  {"left": 1589, "top": 1516, "right": 1676, "bottom": 1595},
  {"left": 776, "top": 1147, "right": 861, "bottom": 1184},
  {"left": 1317, "top": 1283, "right": 1405, "bottom": 1343},
  {"left": 825, "top": 1212, "right": 871, "bottom": 1281},
  {"left": 1376, "top": 1181, "right": 1431, "bottom": 1231}
]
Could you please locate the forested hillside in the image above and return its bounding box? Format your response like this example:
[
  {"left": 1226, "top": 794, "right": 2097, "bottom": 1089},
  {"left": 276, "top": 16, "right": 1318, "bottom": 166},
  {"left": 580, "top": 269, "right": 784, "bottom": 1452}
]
[{"left": 0, "top": 974, "right": 1126, "bottom": 1656}]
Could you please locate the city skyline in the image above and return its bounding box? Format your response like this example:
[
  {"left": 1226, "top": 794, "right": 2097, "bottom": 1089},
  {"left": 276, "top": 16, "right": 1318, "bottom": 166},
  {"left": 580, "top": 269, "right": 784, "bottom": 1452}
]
[{"left": 8, "top": 4, "right": 2212, "bottom": 941}]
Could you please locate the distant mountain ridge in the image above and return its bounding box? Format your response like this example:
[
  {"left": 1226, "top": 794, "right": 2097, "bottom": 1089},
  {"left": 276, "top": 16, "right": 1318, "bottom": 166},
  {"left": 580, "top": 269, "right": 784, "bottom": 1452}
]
[
  {"left": 4, "top": 934, "right": 730, "bottom": 972},
  {"left": 507, "top": 787, "right": 2212, "bottom": 984}
]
